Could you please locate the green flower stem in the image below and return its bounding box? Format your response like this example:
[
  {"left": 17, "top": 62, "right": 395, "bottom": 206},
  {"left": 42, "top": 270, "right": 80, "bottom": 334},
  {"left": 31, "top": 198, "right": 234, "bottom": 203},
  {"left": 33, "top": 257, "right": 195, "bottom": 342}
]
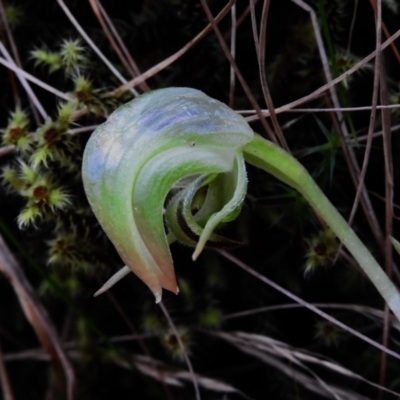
[{"left": 244, "top": 134, "right": 400, "bottom": 321}]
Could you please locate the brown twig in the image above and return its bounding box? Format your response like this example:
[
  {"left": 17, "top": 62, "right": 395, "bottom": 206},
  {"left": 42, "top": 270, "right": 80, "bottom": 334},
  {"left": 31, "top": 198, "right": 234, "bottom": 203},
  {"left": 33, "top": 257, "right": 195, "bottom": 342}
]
[
  {"left": 0, "top": 27, "right": 18, "bottom": 106},
  {"left": 94, "top": 0, "right": 150, "bottom": 92},
  {"left": 368, "top": 0, "right": 400, "bottom": 64},
  {"left": 57, "top": 0, "right": 138, "bottom": 97},
  {"left": 111, "top": 0, "right": 235, "bottom": 95},
  {"left": 228, "top": 3, "right": 236, "bottom": 108},
  {"left": 0, "top": 42, "right": 48, "bottom": 120},
  {"left": 258, "top": 0, "right": 288, "bottom": 150},
  {"left": 217, "top": 250, "right": 400, "bottom": 360},
  {"left": 159, "top": 301, "right": 201, "bottom": 400},
  {"left": 88, "top": 0, "right": 134, "bottom": 75},
  {"left": 200, "top": 0, "right": 278, "bottom": 144},
  {"left": 0, "top": 234, "right": 76, "bottom": 400},
  {"left": 288, "top": 1, "right": 399, "bottom": 258},
  {"left": 291, "top": 0, "right": 384, "bottom": 260},
  {"left": 3, "top": 346, "right": 246, "bottom": 398},
  {"left": 223, "top": 1, "right": 257, "bottom": 40},
  {"left": 0, "top": 145, "right": 15, "bottom": 158},
  {"left": 0, "top": 0, "right": 41, "bottom": 124},
  {"left": 97, "top": 276, "right": 174, "bottom": 400},
  {"left": 248, "top": 0, "right": 260, "bottom": 57},
  {"left": 0, "top": 53, "right": 72, "bottom": 101},
  {"left": 346, "top": 0, "right": 359, "bottom": 56},
  {"left": 0, "top": 340, "right": 15, "bottom": 400},
  {"left": 211, "top": 330, "right": 399, "bottom": 399},
  {"left": 224, "top": 303, "right": 400, "bottom": 331},
  {"left": 346, "top": 0, "right": 382, "bottom": 253},
  {"left": 241, "top": 104, "right": 400, "bottom": 115},
  {"left": 376, "top": 0, "right": 395, "bottom": 394},
  {"left": 245, "top": 28, "right": 400, "bottom": 121}
]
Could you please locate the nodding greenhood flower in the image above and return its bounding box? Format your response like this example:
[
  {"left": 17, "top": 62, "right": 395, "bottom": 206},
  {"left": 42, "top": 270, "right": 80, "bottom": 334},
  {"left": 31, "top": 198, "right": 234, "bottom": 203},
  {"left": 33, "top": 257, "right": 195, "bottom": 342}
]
[
  {"left": 82, "top": 88, "right": 252, "bottom": 302},
  {"left": 82, "top": 87, "right": 400, "bottom": 322}
]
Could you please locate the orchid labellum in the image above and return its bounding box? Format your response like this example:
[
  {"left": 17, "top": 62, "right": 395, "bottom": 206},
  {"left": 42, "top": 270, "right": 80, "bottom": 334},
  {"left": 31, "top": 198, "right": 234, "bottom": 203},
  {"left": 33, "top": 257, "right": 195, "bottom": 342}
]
[{"left": 82, "top": 87, "right": 400, "bottom": 322}]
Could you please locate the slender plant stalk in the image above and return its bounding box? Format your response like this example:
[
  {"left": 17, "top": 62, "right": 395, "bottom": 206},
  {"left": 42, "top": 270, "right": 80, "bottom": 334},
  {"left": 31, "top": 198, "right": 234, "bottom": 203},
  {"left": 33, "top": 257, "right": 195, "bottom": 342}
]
[{"left": 243, "top": 134, "right": 400, "bottom": 322}]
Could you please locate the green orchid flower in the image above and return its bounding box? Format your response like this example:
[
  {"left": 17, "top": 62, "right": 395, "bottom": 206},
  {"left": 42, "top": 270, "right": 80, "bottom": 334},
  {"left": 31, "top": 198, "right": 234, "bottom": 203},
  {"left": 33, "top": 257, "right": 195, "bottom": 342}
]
[{"left": 82, "top": 87, "right": 400, "bottom": 322}]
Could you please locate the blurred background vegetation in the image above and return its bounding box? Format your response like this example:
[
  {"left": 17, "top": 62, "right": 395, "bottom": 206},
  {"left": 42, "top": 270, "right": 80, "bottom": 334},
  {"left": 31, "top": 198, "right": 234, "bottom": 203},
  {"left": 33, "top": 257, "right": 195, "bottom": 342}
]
[{"left": 1, "top": 0, "right": 400, "bottom": 399}]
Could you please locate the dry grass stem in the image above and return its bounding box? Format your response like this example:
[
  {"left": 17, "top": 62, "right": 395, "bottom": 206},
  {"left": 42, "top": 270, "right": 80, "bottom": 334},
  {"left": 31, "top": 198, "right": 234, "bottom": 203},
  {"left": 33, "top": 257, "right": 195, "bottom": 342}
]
[
  {"left": 369, "top": 0, "right": 400, "bottom": 63},
  {"left": 346, "top": 0, "right": 382, "bottom": 242},
  {"left": 213, "top": 331, "right": 396, "bottom": 400},
  {"left": 0, "top": 145, "right": 15, "bottom": 158},
  {"left": 111, "top": 0, "right": 235, "bottom": 95},
  {"left": 0, "top": 235, "right": 75, "bottom": 400},
  {"left": 218, "top": 250, "right": 400, "bottom": 360},
  {"left": 0, "top": 54, "right": 72, "bottom": 101},
  {"left": 200, "top": 0, "right": 279, "bottom": 144},
  {"left": 88, "top": 0, "right": 136, "bottom": 78},
  {"left": 133, "top": 355, "right": 248, "bottom": 398},
  {"left": 159, "top": 301, "right": 201, "bottom": 400},
  {"left": 98, "top": 279, "right": 173, "bottom": 400},
  {"left": 56, "top": 0, "right": 139, "bottom": 97},
  {"left": 246, "top": 27, "right": 400, "bottom": 123},
  {"left": 95, "top": 1, "right": 150, "bottom": 92},
  {"left": 288, "top": 0, "right": 382, "bottom": 255},
  {"left": 239, "top": 104, "right": 400, "bottom": 116},
  {"left": 3, "top": 347, "right": 248, "bottom": 398},
  {"left": 0, "top": 42, "right": 47, "bottom": 119},
  {"left": 0, "top": 0, "right": 41, "bottom": 124},
  {"left": 258, "top": 0, "right": 288, "bottom": 150},
  {"left": 228, "top": 3, "right": 236, "bottom": 109},
  {"left": 224, "top": 303, "right": 400, "bottom": 331},
  {"left": 0, "top": 341, "right": 15, "bottom": 400}
]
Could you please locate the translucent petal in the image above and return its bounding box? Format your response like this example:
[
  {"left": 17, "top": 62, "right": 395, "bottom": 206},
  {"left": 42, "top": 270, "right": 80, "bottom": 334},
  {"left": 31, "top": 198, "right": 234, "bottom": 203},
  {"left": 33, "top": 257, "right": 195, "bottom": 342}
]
[{"left": 82, "top": 88, "right": 253, "bottom": 301}]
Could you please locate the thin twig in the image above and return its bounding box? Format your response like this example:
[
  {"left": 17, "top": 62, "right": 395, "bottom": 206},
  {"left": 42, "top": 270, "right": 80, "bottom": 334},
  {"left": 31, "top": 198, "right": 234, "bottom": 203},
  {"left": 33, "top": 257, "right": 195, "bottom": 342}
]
[
  {"left": 245, "top": 28, "right": 400, "bottom": 122},
  {"left": 0, "top": 8, "right": 19, "bottom": 105},
  {"left": 278, "top": 2, "right": 399, "bottom": 256},
  {"left": 0, "top": 234, "right": 76, "bottom": 400},
  {"left": 0, "top": 341, "right": 15, "bottom": 400},
  {"left": 240, "top": 103, "right": 400, "bottom": 116},
  {"left": 258, "top": 0, "right": 288, "bottom": 149},
  {"left": 291, "top": 0, "right": 383, "bottom": 254},
  {"left": 218, "top": 250, "right": 400, "bottom": 360},
  {"left": 0, "top": 145, "right": 15, "bottom": 158},
  {"left": 98, "top": 277, "right": 173, "bottom": 400},
  {"left": 200, "top": 0, "right": 278, "bottom": 144},
  {"left": 56, "top": 0, "right": 138, "bottom": 97},
  {"left": 376, "top": 0, "right": 394, "bottom": 393},
  {"left": 0, "top": 42, "right": 48, "bottom": 120},
  {"left": 346, "top": 0, "right": 358, "bottom": 56},
  {"left": 95, "top": 0, "right": 150, "bottom": 92},
  {"left": 224, "top": 302, "right": 400, "bottom": 328},
  {"left": 88, "top": 0, "right": 137, "bottom": 82},
  {"left": 228, "top": 3, "right": 236, "bottom": 108},
  {"left": 0, "top": 0, "right": 40, "bottom": 124},
  {"left": 67, "top": 125, "right": 99, "bottom": 135},
  {"left": 346, "top": 0, "right": 382, "bottom": 247},
  {"left": 368, "top": 0, "right": 400, "bottom": 64},
  {"left": 0, "top": 55, "right": 72, "bottom": 101},
  {"left": 159, "top": 301, "right": 201, "bottom": 400},
  {"left": 111, "top": 0, "right": 235, "bottom": 95},
  {"left": 212, "top": 330, "right": 399, "bottom": 399},
  {"left": 223, "top": 1, "right": 257, "bottom": 40},
  {"left": 248, "top": 0, "right": 260, "bottom": 57}
]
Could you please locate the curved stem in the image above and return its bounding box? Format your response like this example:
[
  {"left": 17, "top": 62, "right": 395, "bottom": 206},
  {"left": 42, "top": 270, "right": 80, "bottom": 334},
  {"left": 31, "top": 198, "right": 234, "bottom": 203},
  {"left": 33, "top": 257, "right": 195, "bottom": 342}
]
[{"left": 243, "top": 134, "right": 400, "bottom": 322}]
